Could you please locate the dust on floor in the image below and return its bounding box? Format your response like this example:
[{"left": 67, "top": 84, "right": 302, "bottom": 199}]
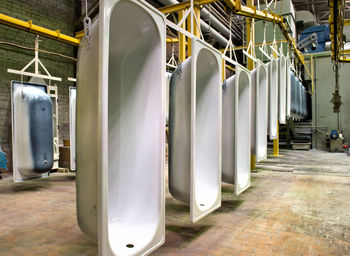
[{"left": 1, "top": 149, "right": 349, "bottom": 256}]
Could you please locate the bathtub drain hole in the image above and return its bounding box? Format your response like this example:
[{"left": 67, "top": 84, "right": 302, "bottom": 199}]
[
  {"left": 200, "top": 204, "right": 205, "bottom": 206},
  {"left": 126, "top": 244, "right": 134, "bottom": 248}
]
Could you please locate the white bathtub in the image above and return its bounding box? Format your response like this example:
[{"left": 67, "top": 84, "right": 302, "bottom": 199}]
[
  {"left": 278, "top": 55, "right": 287, "bottom": 124},
  {"left": 76, "top": 0, "right": 166, "bottom": 255},
  {"left": 286, "top": 54, "right": 291, "bottom": 118},
  {"left": 251, "top": 60, "right": 268, "bottom": 163},
  {"left": 69, "top": 87, "right": 76, "bottom": 171},
  {"left": 268, "top": 57, "right": 278, "bottom": 140},
  {"left": 222, "top": 64, "right": 251, "bottom": 195},
  {"left": 169, "top": 38, "right": 222, "bottom": 222},
  {"left": 11, "top": 82, "right": 53, "bottom": 182}
]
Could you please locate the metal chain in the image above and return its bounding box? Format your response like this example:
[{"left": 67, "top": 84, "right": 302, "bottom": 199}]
[
  {"left": 83, "top": 0, "right": 92, "bottom": 50},
  {"left": 331, "top": 60, "right": 342, "bottom": 115}
]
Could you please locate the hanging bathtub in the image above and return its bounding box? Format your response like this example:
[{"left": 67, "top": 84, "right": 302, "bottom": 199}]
[
  {"left": 297, "top": 79, "right": 303, "bottom": 119},
  {"left": 166, "top": 72, "right": 172, "bottom": 124},
  {"left": 301, "top": 86, "right": 306, "bottom": 118},
  {"left": 222, "top": 64, "right": 251, "bottom": 195},
  {"left": 251, "top": 60, "right": 268, "bottom": 163},
  {"left": 278, "top": 55, "right": 287, "bottom": 124},
  {"left": 291, "top": 72, "right": 298, "bottom": 118},
  {"left": 286, "top": 54, "right": 291, "bottom": 118},
  {"left": 69, "top": 87, "right": 76, "bottom": 171},
  {"left": 268, "top": 57, "right": 278, "bottom": 140},
  {"left": 169, "top": 38, "right": 222, "bottom": 222},
  {"left": 76, "top": 0, "right": 166, "bottom": 255},
  {"left": 11, "top": 82, "right": 53, "bottom": 183}
]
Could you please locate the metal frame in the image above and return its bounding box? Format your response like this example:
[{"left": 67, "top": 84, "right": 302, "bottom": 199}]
[
  {"left": 7, "top": 36, "right": 62, "bottom": 81},
  {"left": 47, "top": 85, "right": 59, "bottom": 169},
  {"left": 159, "top": 0, "right": 310, "bottom": 75}
]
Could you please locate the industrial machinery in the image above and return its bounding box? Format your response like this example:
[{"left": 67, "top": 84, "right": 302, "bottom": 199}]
[
  {"left": 329, "top": 130, "right": 344, "bottom": 152},
  {"left": 298, "top": 25, "right": 330, "bottom": 53}
]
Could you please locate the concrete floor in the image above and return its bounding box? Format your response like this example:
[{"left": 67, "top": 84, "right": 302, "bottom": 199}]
[{"left": 1, "top": 149, "right": 350, "bottom": 256}]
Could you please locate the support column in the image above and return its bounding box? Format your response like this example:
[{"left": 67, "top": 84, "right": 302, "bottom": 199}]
[
  {"left": 247, "top": 0, "right": 256, "bottom": 169},
  {"left": 178, "top": 10, "right": 186, "bottom": 62},
  {"left": 187, "top": 2, "right": 200, "bottom": 56}
]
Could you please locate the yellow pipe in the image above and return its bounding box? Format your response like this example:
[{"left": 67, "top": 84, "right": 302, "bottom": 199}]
[
  {"left": 246, "top": 0, "right": 256, "bottom": 170},
  {"left": 246, "top": 1, "right": 255, "bottom": 71},
  {"left": 178, "top": 11, "right": 186, "bottom": 62},
  {"left": 222, "top": 60, "right": 226, "bottom": 82},
  {"left": 225, "top": 64, "right": 235, "bottom": 72},
  {"left": 341, "top": 49, "right": 350, "bottom": 55},
  {"left": 167, "top": 37, "right": 179, "bottom": 43},
  {"left": 0, "top": 13, "right": 80, "bottom": 46}
]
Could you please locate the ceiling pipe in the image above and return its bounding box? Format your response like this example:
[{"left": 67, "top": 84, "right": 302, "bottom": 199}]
[
  {"left": 203, "top": 5, "right": 243, "bottom": 40},
  {"left": 201, "top": 7, "right": 232, "bottom": 39},
  {"left": 200, "top": 20, "right": 229, "bottom": 46},
  {"left": 158, "top": 0, "right": 230, "bottom": 46}
]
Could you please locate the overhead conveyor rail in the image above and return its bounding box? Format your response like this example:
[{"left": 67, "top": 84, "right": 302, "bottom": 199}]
[
  {"left": 0, "top": 13, "right": 80, "bottom": 46},
  {"left": 159, "top": 0, "right": 311, "bottom": 81},
  {"left": 1, "top": 1, "right": 310, "bottom": 75}
]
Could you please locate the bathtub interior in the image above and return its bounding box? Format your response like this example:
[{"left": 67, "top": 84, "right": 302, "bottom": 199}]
[
  {"left": 193, "top": 48, "right": 221, "bottom": 215},
  {"left": 235, "top": 68, "right": 251, "bottom": 195},
  {"left": 12, "top": 82, "right": 53, "bottom": 183},
  {"left": 69, "top": 87, "right": 76, "bottom": 171},
  {"left": 256, "top": 64, "right": 268, "bottom": 162},
  {"left": 269, "top": 58, "right": 278, "bottom": 139},
  {"left": 222, "top": 75, "right": 236, "bottom": 184},
  {"left": 106, "top": 1, "right": 164, "bottom": 254}
]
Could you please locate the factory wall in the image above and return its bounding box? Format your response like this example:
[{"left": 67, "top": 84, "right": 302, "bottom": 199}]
[
  {"left": 312, "top": 53, "right": 350, "bottom": 150},
  {"left": 0, "top": 0, "right": 79, "bottom": 172}
]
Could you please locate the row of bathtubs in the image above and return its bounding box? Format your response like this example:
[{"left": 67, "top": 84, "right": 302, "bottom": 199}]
[{"left": 9, "top": 0, "right": 309, "bottom": 255}]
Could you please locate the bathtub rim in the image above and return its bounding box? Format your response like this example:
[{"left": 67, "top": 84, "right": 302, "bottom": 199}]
[
  {"left": 190, "top": 37, "right": 222, "bottom": 223},
  {"left": 234, "top": 64, "right": 251, "bottom": 196},
  {"left": 253, "top": 60, "right": 268, "bottom": 163}
]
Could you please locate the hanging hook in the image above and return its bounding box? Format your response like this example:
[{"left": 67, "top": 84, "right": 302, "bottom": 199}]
[{"left": 84, "top": 0, "right": 92, "bottom": 50}]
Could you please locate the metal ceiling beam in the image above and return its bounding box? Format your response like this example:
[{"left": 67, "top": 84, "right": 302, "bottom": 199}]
[{"left": 159, "top": 0, "right": 311, "bottom": 75}]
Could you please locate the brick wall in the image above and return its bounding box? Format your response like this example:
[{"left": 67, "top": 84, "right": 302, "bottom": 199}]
[{"left": 0, "top": 0, "right": 80, "bottom": 172}]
